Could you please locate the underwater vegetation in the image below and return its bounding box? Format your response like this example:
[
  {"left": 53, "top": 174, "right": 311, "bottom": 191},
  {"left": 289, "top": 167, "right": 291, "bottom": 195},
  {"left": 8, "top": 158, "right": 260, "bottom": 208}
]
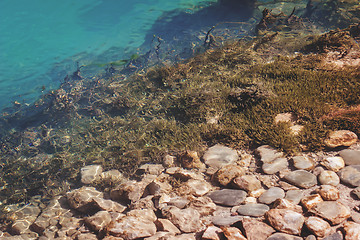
[{"left": 0, "top": 0, "right": 359, "bottom": 218}]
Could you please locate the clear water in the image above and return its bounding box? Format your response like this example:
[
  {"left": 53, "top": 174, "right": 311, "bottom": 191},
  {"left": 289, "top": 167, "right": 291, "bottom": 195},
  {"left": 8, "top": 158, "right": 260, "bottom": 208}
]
[{"left": 0, "top": 0, "right": 216, "bottom": 111}]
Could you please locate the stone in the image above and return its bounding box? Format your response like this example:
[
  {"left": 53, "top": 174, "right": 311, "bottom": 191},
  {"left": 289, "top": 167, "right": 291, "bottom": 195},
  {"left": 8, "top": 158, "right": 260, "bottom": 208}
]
[
  {"left": 305, "top": 235, "right": 316, "bottom": 240},
  {"left": 322, "top": 232, "right": 343, "bottom": 240},
  {"left": 321, "top": 157, "right": 345, "bottom": 172},
  {"left": 155, "top": 219, "right": 181, "bottom": 234},
  {"left": 92, "top": 197, "right": 126, "bottom": 213},
  {"left": 339, "top": 149, "right": 360, "bottom": 165},
  {"left": 266, "top": 233, "right": 303, "bottom": 240},
  {"left": 258, "top": 187, "right": 285, "bottom": 204},
  {"left": 213, "top": 164, "right": 245, "bottom": 186},
  {"left": 186, "top": 179, "right": 212, "bottom": 197},
  {"left": 242, "top": 218, "right": 275, "bottom": 240},
  {"left": 208, "top": 189, "right": 247, "bottom": 206},
  {"left": 273, "top": 199, "right": 302, "bottom": 213},
  {"left": 310, "top": 201, "right": 351, "bottom": 225},
  {"left": 110, "top": 180, "right": 146, "bottom": 203},
  {"left": 130, "top": 195, "right": 155, "bottom": 211},
  {"left": 236, "top": 203, "right": 269, "bottom": 217},
  {"left": 318, "top": 170, "right": 340, "bottom": 186},
  {"left": 163, "top": 154, "right": 175, "bottom": 168},
  {"left": 337, "top": 166, "right": 360, "bottom": 187},
  {"left": 292, "top": 156, "right": 315, "bottom": 170},
  {"left": 144, "top": 232, "right": 175, "bottom": 240},
  {"left": 285, "top": 190, "right": 303, "bottom": 204},
  {"left": 166, "top": 167, "right": 204, "bottom": 181},
  {"left": 85, "top": 210, "right": 112, "bottom": 231},
  {"left": 66, "top": 187, "right": 103, "bottom": 212},
  {"left": 233, "top": 175, "right": 262, "bottom": 192},
  {"left": 305, "top": 216, "right": 331, "bottom": 237},
  {"left": 262, "top": 158, "right": 289, "bottom": 174},
  {"left": 162, "top": 207, "right": 202, "bottom": 233},
  {"left": 11, "top": 204, "right": 41, "bottom": 235},
  {"left": 211, "top": 216, "right": 242, "bottom": 226},
  {"left": 324, "top": 130, "right": 358, "bottom": 148},
  {"left": 100, "top": 169, "right": 123, "bottom": 183},
  {"left": 265, "top": 209, "right": 305, "bottom": 235},
  {"left": 136, "top": 164, "right": 164, "bottom": 175},
  {"left": 300, "top": 194, "right": 323, "bottom": 210},
  {"left": 244, "top": 197, "right": 257, "bottom": 204},
  {"left": 284, "top": 170, "right": 317, "bottom": 188},
  {"left": 77, "top": 233, "right": 98, "bottom": 240},
  {"left": 343, "top": 221, "right": 360, "bottom": 240},
  {"left": 179, "top": 150, "right": 205, "bottom": 169},
  {"left": 352, "top": 186, "right": 360, "bottom": 199},
  {"left": 203, "top": 144, "right": 239, "bottom": 168},
  {"left": 222, "top": 227, "right": 247, "bottom": 240},
  {"left": 169, "top": 233, "right": 196, "bottom": 239},
  {"left": 318, "top": 185, "right": 339, "bottom": 201},
  {"left": 202, "top": 226, "right": 223, "bottom": 240},
  {"left": 256, "top": 145, "right": 284, "bottom": 163},
  {"left": 188, "top": 196, "right": 217, "bottom": 217},
  {"left": 167, "top": 196, "right": 189, "bottom": 209},
  {"left": 80, "top": 165, "right": 103, "bottom": 184},
  {"left": 249, "top": 188, "right": 266, "bottom": 198}
]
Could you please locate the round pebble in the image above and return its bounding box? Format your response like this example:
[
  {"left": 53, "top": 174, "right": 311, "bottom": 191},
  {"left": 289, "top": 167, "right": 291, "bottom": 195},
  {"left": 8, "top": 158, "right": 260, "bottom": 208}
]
[
  {"left": 321, "top": 157, "right": 345, "bottom": 172},
  {"left": 259, "top": 187, "right": 285, "bottom": 204},
  {"left": 318, "top": 170, "right": 340, "bottom": 186}
]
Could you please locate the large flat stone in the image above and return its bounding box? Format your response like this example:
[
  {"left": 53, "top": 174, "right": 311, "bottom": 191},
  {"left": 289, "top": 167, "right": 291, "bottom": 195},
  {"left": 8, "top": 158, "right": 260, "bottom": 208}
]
[
  {"left": 284, "top": 170, "right": 317, "bottom": 188},
  {"left": 203, "top": 144, "right": 238, "bottom": 168},
  {"left": 309, "top": 201, "right": 351, "bottom": 225},
  {"left": 265, "top": 209, "right": 304, "bottom": 235},
  {"left": 236, "top": 203, "right": 269, "bottom": 217},
  {"left": 266, "top": 233, "right": 303, "bottom": 240},
  {"left": 337, "top": 166, "right": 360, "bottom": 187},
  {"left": 258, "top": 187, "right": 285, "bottom": 204},
  {"left": 339, "top": 149, "right": 360, "bottom": 165},
  {"left": 242, "top": 218, "right": 275, "bottom": 240},
  {"left": 208, "top": 189, "right": 247, "bottom": 206}
]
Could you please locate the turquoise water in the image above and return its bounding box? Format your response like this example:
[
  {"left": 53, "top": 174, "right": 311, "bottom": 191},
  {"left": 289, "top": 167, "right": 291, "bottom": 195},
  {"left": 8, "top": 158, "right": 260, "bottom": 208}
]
[{"left": 0, "top": 0, "right": 216, "bottom": 111}]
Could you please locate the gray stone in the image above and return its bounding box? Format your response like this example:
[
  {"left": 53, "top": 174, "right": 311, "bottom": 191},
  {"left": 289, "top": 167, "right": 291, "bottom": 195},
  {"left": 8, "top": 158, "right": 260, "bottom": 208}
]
[
  {"left": 285, "top": 190, "right": 303, "bottom": 204},
  {"left": 208, "top": 189, "right": 247, "bottom": 206},
  {"left": 236, "top": 203, "right": 269, "bottom": 217},
  {"left": 211, "top": 216, "right": 242, "bottom": 226},
  {"left": 310, "top": 201, "right": 351, "bottom": 225},
  {"left": 256, "top": 145, "right": 284, "bottom": 163},
  {"left": 262, "top": 158, "right": 289, "bottom": 174},
  {"left": 66, "top": 187, "right": 103, "bottom": 212},
  {"left": 339, "top": 149, "right": 360, "bottom": 165},
  {"left": 203, "top": 144, "right": 239, "bottom": 168},
  {"left": 318, "top": 170, "right": 340, "bottom": 186},
  {"left": 337, "top": 166, "right": 360, "bottom": 187},
  {"left": 265, "top": 209, "right": 305, "bottom": 235},
  {"left": 167, "top": 196, "right": 189, "bottom": 209},
  {"left": 80, "top": 165, "right": 102, "bottom": 184},
  {"left": 284, "top": 170, "right": 317, "bottom": 188},
  {"left": 322, "top": 232, "right": 343, "bottom": 240},
  {"left": 186, "top": 179, "right": 212, "bottom": 197},
  {"left": 352, "top": 186, "right": 360, "bottom": 199},
  {"left": 305, "top": 235, "right": 316, "bottom": 240},
  {"left": 321, "top": 157, "right": 345, "bottom": 172},
  {"left": 162, "top": 207, "right": 202, "bottom": 233},
  {"left": 242, "top": 218, "right": 275, "bottom": 240},
  {"left": 292, "top": 156, "right": 315, "bottom": 170},
  {"left": 266, "top": 233, "right": 302, "bottom": 240},
  {"left": 259, "top": 187, "right": 285, "bottom": 204}
]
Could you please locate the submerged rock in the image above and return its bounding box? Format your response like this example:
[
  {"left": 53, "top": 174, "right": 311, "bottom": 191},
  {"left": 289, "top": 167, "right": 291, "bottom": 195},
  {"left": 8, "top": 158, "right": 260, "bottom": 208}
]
[
  {"left": 66, "top": 187, "right": 103, "bottom": 212},
  {"left": 80, "top": 165, "right": 103, "bottom": 184}
]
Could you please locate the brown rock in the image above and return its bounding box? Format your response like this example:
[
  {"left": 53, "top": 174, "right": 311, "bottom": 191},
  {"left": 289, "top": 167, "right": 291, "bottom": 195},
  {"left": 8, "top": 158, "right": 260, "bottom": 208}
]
[
  {"left": 300, "top": 194, "right": 323, "bottom": 211},
  {"left": 155, "top": 219, "right": 181, "bottom": 234},
  {"left": 242, "top": 218, "right": 275, "bottom": 240},
  {"left": 77, "top": 233, "right": 98, "bottom": 240},
  {"left": 186, "top": 179, "right": 212, "bottom": 197},
  {"left": 85, "top": 211, "right": 112, "bottom": 231},
  {"left": 265, "top": 209, "right": 304, "bottom": 235},
  {"left": 202, "top": 226, "right": 223, "bottom": 240},
  {"left": 11, "top": 204, "right": 41, "bottom": 235},
  {"left": 162, "top": 206, "right": 202, "bottom": 233},
  {"left": 318, "top": 185, "right": 339, "bottom": 201},
  {"left": 324, "top": 130, "right": 358, "bottom": 148},
  {"left": 273, "top": 199, "right": 302, "bottom": 213},
  {"left": 233, "top": 175, "right": 262, "bottom": 192},
  {"left": 179, "top": 150, "right": 205, "bottom": 169},
  {"left": 213, "top": 164, "right": 245, "bottom": 186},
  {"left": 343, "top": 221, "right": 360, "bottom": 240},
  {"left": 66, "top": 187, "right": 103, "bottom": 212},
  {"left": 305, "top": 216, "right": 331, "bottom": 238},
  {"left": 310, "top": 201, "right": 351, "bottom": 225},
  {"left": 222, "top": 227, "right": 247, "bottom": 240},
  {"left": 80, "top": 165, "right": 102, "bottom": 184},
  {"left": 188, "top": 196, "right": 217, "bottom": 217},
  {"left": 321, "top": 157, "right": 345, "bottom": 172},
  {"left": 110, "top": 180, "right": 146, "bottom": 203},
  {"left": 92, "top": 197, "right": 126, "bottom": 213},
  {"left": 267, "top": 233, "right": 303, "bottom": 240}
]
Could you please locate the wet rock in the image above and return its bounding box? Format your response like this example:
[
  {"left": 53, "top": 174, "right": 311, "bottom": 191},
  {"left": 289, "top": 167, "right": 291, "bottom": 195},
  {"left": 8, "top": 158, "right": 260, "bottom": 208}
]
[
  {"left": 80, "top": 165, "right": 103, "bottom": 184},
  {"left": 304, "top": 216, "right": 331, "bottom": 238},
  {"left": 256, "top": 145, "right": 284, "bottom": 163},
  {"left": 100, "top": 169, "right": 123, "bottom": 183},
  {"left": 188, "top": 196, "right": 217, "bottom": 217},
  {"left": 352, "top": 186, "right": 360, "bottom": 199},
  {"left": 337, "top": 166, "right": 360, "bottom": 187},
  {"left": 213, "top": 164, "right": 245, "bottom": 186},
  {"left": 186, "top": 179, "right": 212, "bottom": 197},
  {"left": 339, "top": 149, "right": 360, "bottom": 166},
  {"left": 110, "top": 180, "right": 146, "bottom": 203},
  {"left": 265, "top": 209, "right": 304, "bottom": 235},
  {"left": 222, "top": 227, "right": 247, "bottom": 240},
  {"left": 318, "top": 170, "right": 340, "bottom": 186},
  {"left": 285, "top": 190, "right": 303, "bottom": 204},
  {"left": 318, "top": 185, "right": 339, "bottom": 201},
  {"left": 203, "top": 144, "right": 239, "bottom": 169},
  {"left": 284, "top": 170, "right": 317, "bottom": 189},
  {"left": 202, "top": 226, "right": 223, "bottom": 240},
  {"left": 179, "top": 150, "right": 205, "bottom": 169},
  {"left": 162, "top": 206, "right": 202, "bottom": 233},
  {"left": 266, "top": 233, "right": 302, "bottom": 240},
  {"left": 155, "top": 219, "right": 181, "bottom": 234},
  {"left": 292, "top": 156, "right": 315, "bottom": 170},
  {"left": 322, "top": 232, "right": 343, "bottom": 240},
  {"left": 208, "top": 189, "right": 247, "bottom": 206},
  {"left": 233, "top": 175, "right": 262, "bottom": 192},
  {"left": 343, "top": 221, "right": 360, "bottom": 240},
  {"left": 258, "top": 187, "right": 285, "bottom": 205},
  {"left": 324, "top": 130, "right": 358, "bottom": 148},
  {"left": 66, "top": 187, "right": 103, "bottom": 212},
  {"left": 92, "top": 197, "right": 126, "bottom": 213},
  {"left": 136, "top": 164, "right": 164, "bottom": 175},
  {"left": 11, "top": 204, "right": 41, "bottom": 235},
  {"left": 211, "top": 216, "right": 242, "bottom": 226},
  {"left": 310, "top": 201, "right": 351, "bottom": 225},
  {"left": 262, "top": 157, "right": 289, "bottom": 174},
  {"left": 301, "top": 194, "right": 323, "bottom": 211},
  {"left": 85, "top": 210, "right": 111, "bottom": 231},
  {"left": 321, "top": 157, "right": 345, "bottom": 172},
  {"left": 242, "top": 218, "right": 275, "bottom": 240},
  {"left": 236, "top": 203, "right": 269, "bottom": 217}
]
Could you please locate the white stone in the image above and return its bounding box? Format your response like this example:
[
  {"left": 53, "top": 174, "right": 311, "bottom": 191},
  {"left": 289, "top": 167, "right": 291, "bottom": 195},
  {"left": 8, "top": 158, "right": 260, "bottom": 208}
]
[{"left": 321, "top": 157, "right": 345, "bottom": 172}]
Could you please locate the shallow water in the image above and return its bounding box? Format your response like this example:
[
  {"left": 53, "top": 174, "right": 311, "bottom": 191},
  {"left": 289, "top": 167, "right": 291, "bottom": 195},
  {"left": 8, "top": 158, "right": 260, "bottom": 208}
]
[{"left": 0, "top": 0, "right": 217, "bottom": 111}]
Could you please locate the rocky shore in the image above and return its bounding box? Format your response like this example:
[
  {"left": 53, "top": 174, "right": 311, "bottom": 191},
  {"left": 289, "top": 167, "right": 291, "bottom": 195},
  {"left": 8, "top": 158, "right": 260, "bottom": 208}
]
[{"left": 1, "top": 126, "right": 360, "bottom": 239}]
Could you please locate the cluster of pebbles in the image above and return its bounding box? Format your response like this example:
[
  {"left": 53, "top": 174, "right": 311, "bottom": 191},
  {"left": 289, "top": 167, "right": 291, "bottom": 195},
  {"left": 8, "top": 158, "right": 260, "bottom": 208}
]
[{"left": 1, "top": 128, "right": 360, "bottom": 239}]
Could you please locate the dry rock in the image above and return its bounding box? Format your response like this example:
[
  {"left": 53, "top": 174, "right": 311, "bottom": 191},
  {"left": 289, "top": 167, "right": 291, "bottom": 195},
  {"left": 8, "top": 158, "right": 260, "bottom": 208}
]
[
  {"left": 211, "top": 216, "right": 242, "bottom": 226},
  {"left": 337, "top": 166, "right": 360, "bottom": 187},
  {"left": 186, "top": 179, "right": 212, "bottom": 196},
  {"left": 266, "top": 233, "right": 302, "bottom": 240},
  {"left": 258, "top": 187, "right": 285, "bottom": 204},
  {"left": 292, "top": 156, "right": 315, "bottom": 170},
  {"left": 318, "top": 185, "right": 339, "bottom": 201},
  {"left": 339, "top": 149, "right": 360, "bottom": 165},
  {"left": 285, "top": 190, "right": 303, "bottom": 204},
  {"left": 321, "top": 157, "right": 345, "bottom": 172},
  {"left": 202, "top": 226, "right": 223, "bottom": 240},
  {"left": 265, "top": 209, "right": 304, "bottom": 235},
  {"left": 85, "top": 210, "right": 111, "bottom": 231},
  {"left": 262, "top": 157, "right": 289, "bottom": 174},
  {"left": 77, "top": 233, "right": 98, "bottom": 240},
  {"left": 203, "top": 144, "right": 239, "bottom": 169},
  {"left": 236, "top": 203, "right": 269, "bottom": 217},
  {"left": 162, "top": 206, "right": 202, "bottom": 233},
  {"left": 166, "top": 167, "right": 204, "bottom": 181},
  {"left": 284, "top": 170, "right": 317, "bottom": 189},
  {"left": 179, "top": 150, "right": 205, "bottom": 169},
  {"left": 242, "top": 218, "right": 275, "bottom": 240},
  {"left": 273, "top": 199, "right": 302, "bottom": 213},
  {"left": 322, "top": 232, "right": 344, "bottom": 240},
  {"left": 305, "top": 216, "right": 331, "bottom": 237},
  {"left": 213, "top": 164, "right": 245, "bottom": 186},
  {"left": 352, "top": 186, "right": 360, "bottom": 199},
  {"left": 343, "top": 221, "right": 360, "bottom": 240},
  {"left": 80, "top": 165, "right": 102, "bottom": 184},
  {"left": 324, "top": 130, "right": 358, "bottom": 148},
  {"left": 66, "top": 187, "right": 103, "bottom": 212},
  {"left": 144, "top": 231, "right": 175, "bottom": 240},
  {"left": 222, "top": 227, "right": 247, "bottom": 240},
  {"left": 300, "top": 194, "right": 323, "bottom": 210},
  {"left": 136, "top": 164, "right": 164, "bottom": 175},
  {"left": 233, "top": 175, "right": 262, "bottom": 192},
  {"left": 318, "top": 170, "right": 340, "bottom": 186},
  {"left": 155, "top": 219, "right": 181, "bottom": 234},
  {"left": 310, "top": 201, "right": 351, "bottom": 225},
  {"left": 188, "top": 196, "right": 217, "bottom": 217},
  {"left": 256, "top": 145, "right": 284, "bottom": 163},
  {"left": 208, "top": 189, "right": 247, "bottom": 206}
]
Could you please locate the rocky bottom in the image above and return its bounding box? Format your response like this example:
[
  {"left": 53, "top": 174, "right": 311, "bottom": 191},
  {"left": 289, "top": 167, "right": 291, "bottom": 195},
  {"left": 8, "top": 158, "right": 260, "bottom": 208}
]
[{"left": 1, "top": 129, "right": 360, "bottom": 240}]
